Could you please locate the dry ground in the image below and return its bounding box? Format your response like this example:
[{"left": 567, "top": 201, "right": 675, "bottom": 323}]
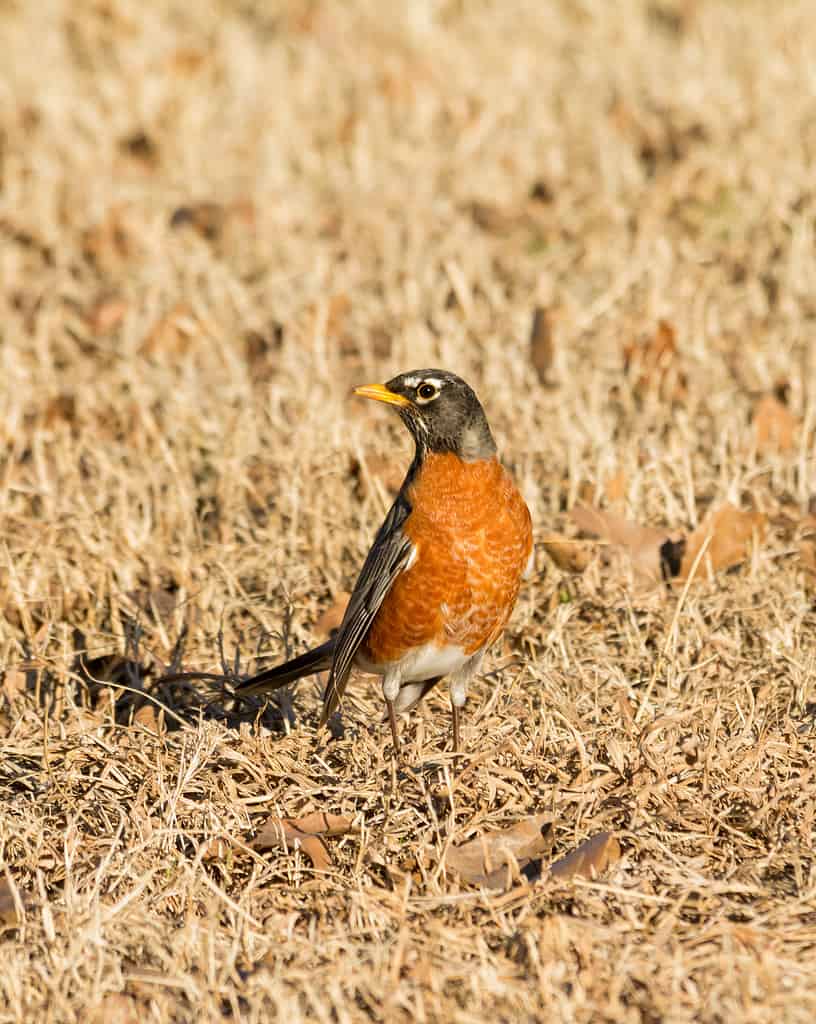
[{"left": 1, "top": 0, "right": 815, "bottom": 1020}]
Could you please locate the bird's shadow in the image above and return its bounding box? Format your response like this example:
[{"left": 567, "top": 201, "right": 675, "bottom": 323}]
[{"left": 16, "top": 616, "right": 303, "bottom": 737}]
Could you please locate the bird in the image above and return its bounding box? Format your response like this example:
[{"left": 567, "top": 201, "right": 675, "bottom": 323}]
[{"left": 236, "top": 369, "right": 533, "bottom": 755}]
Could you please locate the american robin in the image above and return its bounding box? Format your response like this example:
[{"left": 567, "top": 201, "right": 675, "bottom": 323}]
[{"left": 236, "top": 369, "right": 533, "bottom": 754}]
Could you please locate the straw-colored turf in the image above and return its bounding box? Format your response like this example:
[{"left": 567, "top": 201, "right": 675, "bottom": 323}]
[{"left": 1, "top": 0, "right": 815, "bottom": 1020}]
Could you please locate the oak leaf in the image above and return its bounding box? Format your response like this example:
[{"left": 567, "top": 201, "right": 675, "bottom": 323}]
[
  {"left": 315, "top": 593, "right": 350, "bottom": 638},
  {"left": 678, "top": 503, "right": 766, "bottom": 579},
  {"left": 548, "top": 833, "right": 621, "bottom": 881},
  {"left": 251, "top": 812, "right": 355, "bottom": 872},
  {"left": 753, "top": 393, "right": 797, "bottom": 453},
  {"left": 445, "top": 813, "right": 554, "bottom": 889},
  {"left": 570, "top": 504, "right": 678, "bottom": 582},
  {"left": 540, "top": 533, "right": 592, "bottom": 574},
  {"left": 0, "top": 877, "right": 27, "bottom": 929}
]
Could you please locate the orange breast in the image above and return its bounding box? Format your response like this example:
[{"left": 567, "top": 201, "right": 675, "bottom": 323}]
[{"left": 362, "top": 453, "right": 532, "bottom": 666}]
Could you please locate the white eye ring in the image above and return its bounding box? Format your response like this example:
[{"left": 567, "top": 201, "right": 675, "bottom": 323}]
[{"left": 416, "top": 382, "right": 438, "bottom": 403}]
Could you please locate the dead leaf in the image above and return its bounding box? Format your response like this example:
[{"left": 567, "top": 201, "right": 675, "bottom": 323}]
[
  {"left": 251, "top": 812, "right": 354, "bottom": 872},
  {"left": 285, "top": 812, "right": 353, "bottom": 836},
  {"left": 753, "top": 393, "right": 797, "bottom": 453},
  {"left": 549, "top": 833, "right": 621, "bottom": 881},
  {"left": 679, "top": 503, "right": 766, "bottom": 579},
  {"left": 315, "top": 593, "right": 349, "bottom": 638},
  {"left": 529, "top": 306, "right": 555, "bottom": 384},
  {"left": 2, "top": 668, "right": 26, "bottom": 701},
  {"left": 540, "top": 533, "right": 592, "bottom": 574},
  {"left": 570, "top": 504, "right": 678, "bottom": 582},
  {"left": 445, "top": 812, "right": 554, "bottom": 889},
  {"left": 0, "top": 877, "right": 25, "bottom": 929},
  {"left": 133, "top": 703, "right": 163, "bottom": 735},
  {"left": 623, "top": 319, "right": 687, "bottom": 401}
]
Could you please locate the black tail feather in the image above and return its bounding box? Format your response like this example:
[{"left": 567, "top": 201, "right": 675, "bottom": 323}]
[{"left": 235, "top": 640, "right": 335, "bottom": 698}]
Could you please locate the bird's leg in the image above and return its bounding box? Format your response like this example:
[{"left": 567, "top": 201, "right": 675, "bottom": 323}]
[
  {"left": 386, "top": 698, "right": 400, "bottom": 757},
  {"left": 449, "top": 653, "right": 482, "bottom": 755},
  {"left": 451, "top": 700, "right": 461, "bottom": 752},
  {"left": 383, "top": 672, "right": 401, "bottom": 759},
  {"left": 449, "top": 678, "right": 468, "bottom": 754}
]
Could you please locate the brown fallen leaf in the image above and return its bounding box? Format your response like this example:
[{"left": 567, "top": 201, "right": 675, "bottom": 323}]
[
  {"left": 315, "top": 593, "right": 350, "bottom": 638},
  {"left": 753, "top": 393, "right": 798, "bottom": 453},
  {"left": 445, "top": 812, "right": 554, "bottom": 889},
  {"left": 623, "top": 319, "right": 687, "bottom": 401},
  {"left": 2, "top": 668, "right": 27, "bottom": 701},
  {"left": 251, "top": 812, "right": 355, "bottom": 872},
  {"left": 540, "top": 533, "right": 593, "bottom": 574},
  {"left": 570, "top": 504, "right": 679, "bottom": 582},
  {"left": 529, "top": 306, "right": 555, "bottom": 384},
  {"left": 678, "top": 503, "right": 766, "bottom": 579},
  {"left": 0, "top": 876, "right": 25, "bottom": 929},
  {"left": 548, "top": 833, "right": 621, "bottom": 881},
  {"left": 446, "top": 818, "right": 622, "bottom": 894},
  {"left": 133, "top": 703, "right": 163, "bottom": 735}
]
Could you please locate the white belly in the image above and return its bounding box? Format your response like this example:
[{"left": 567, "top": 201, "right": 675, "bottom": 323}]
[{"left": 356, "top": 642, "right": 469, "bottom": 682}]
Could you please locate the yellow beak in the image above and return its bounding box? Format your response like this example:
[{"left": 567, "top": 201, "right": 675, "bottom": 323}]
[{"left": 352, "top": 383, "right": 411, "bottom": 408}]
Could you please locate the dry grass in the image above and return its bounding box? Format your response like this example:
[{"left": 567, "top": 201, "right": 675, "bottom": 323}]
[{"left": 1, "top": 0, "right": 815, "bottom": 1020}]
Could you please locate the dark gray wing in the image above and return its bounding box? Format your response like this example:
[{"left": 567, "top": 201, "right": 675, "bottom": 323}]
[{"left": 320, "top": 493, "right": 414, "bottom": 723}]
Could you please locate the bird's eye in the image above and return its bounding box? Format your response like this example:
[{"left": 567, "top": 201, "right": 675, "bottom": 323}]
[{"left": 417, "top": 382, "right": 438, "bottom": 402}]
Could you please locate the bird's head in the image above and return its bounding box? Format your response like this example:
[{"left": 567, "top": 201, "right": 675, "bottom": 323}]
[{"left": 353, "top": 369, "right": 497, "bottom": 461}]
